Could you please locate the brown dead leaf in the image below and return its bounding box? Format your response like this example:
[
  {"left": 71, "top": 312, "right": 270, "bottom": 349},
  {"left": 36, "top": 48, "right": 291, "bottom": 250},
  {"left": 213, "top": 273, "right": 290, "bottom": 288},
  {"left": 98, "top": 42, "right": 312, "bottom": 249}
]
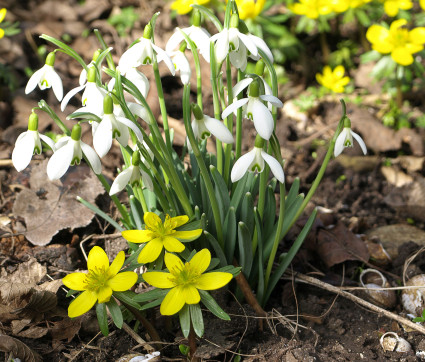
[
  {"left": 50, "top": 318, "right": 82, "bottom": 342},
  {"left": 15, "top": 325, "right": 49, "bottom": 339},
  {"left": 12, "top": 161, "right": 104, "bottom": 246},
  {"left": 315, "top": 221, "right": 370, "bottom": 268},
  {"left": 14, "top": 289, "right": 58, "bottom": 317},
  {"left": 0, "top": 335, "right": 42, "bottom": 362}
]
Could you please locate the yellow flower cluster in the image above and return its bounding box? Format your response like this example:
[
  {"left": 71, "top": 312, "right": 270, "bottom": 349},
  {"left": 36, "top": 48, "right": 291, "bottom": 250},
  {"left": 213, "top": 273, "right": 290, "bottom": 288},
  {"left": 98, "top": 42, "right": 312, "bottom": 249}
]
[
  {"left": 0, "top": 8, "right": 6, "bottom": 39},
  {"left": 170, "top": 0, "right": 210, "bottom": 15},
  {"left": 289, "top": 0, "right": 370, "bottom": 19},
  {"left": 381, "top": 0, "right": 412, "bottom": 17},
  {"left": 316, "top": 65, "right": 350, "bottom": 93},
  {"left": 235, "top": 0, "right": 265, "bottom": 20}
]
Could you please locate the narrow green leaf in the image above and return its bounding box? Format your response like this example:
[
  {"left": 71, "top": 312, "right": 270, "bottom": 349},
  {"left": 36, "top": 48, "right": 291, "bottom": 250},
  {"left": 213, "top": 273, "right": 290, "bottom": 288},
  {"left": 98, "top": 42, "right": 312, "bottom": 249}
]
[
  {"left": 199, "top": 290, "right": 230, "bottom": 320},
  {"left": 179, "top": 304, "right": 191, "bottom": 338},
  {"left": 286, "top": 177, "right": 300, "bottom": 208},
  {"left": 140, "top": 298, "right": 163, "bottom": 310},
  {"left": 96, "top": 303, "right": 109, "bottom": 336},
  {"left": 129, "top": 195, "right": 144, "bottom": 229},
  {"left": 66, "top": 111, "right": 102, "bottom": 123},
  {"left": 189, "top": 303, "right": 204, "bottom": 337},
  {"left": 240, "top": 192, "right": 254, "bottom": 234},
  {"left": 262, "top": 186, "right": 276, "bottom": 241},
  {"left": 106, "top": 298, "right": 123, "bottom": 329},
  {"left": 238, "top": 222, "right": 253, "bottom": 277},
  {"left": 230, "top": 173, "right": 247, "bottom": 209},
  {"left": 77, "top": 196, "right": 123, "bottom": 232},
  {"left": 114, "top": 291, "right": 142, "bottom": 310},
  {"left": 203, "top": 231, "right": 227, "bottom": 267},
  {"left": 133, "top": 288, "right": 169, "bottom": 302},
  {"left": 224, "top": 207, "right": 237, "bottom": 264},
  {"left": 254, "top": 208, "right": 265, "bottom": 303}
]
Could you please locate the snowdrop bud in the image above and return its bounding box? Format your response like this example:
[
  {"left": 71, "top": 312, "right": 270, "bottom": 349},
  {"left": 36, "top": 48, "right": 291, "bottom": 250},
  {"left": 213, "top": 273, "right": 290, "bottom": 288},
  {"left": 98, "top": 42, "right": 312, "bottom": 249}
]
[
  {"left": 193, "top": 9, "right": 202, "bottom": 26},
  {"left": 254, "top": 134, "right": 265, "bottom": 148},
  {"left": 254, "top": 60, "right": 265, "bottom": 76},
  {"left": 103, "top": 95, "right": 114, "bottom": 115},
  {"left": 143, "top": 22, "right": 153, "bottom": 39},
  {"left": 131, "top": 149, "right": 141, "bottom": 166},
  {"left": 230, "top": 13, "right": 239, "bottom": 28},
  {"left": 28, "top": 112, "right": 39, "bottom": 132},
  {"left": 45, "top": 52, "right": 56, "bottom": 66},
  {"left": 191, "top": 103, "right": 204, "bottom": 120},
  {"left": 92, "top": 49, "right": 101, "bottom": 62},
  {"left": 248, "top": 80, "right": 260, "bottom": 97},
  {"left": 179, "top": 41, "right": 187, "bottom": 52},
  {"left": 87, "top": 67, "right": 97, "bottom": 83},
  {"left": 71, "top": 123, "right": 82, "bottom": 141},
  {"left": 343, "top": 116, "right": 351, "bottom": 128}
]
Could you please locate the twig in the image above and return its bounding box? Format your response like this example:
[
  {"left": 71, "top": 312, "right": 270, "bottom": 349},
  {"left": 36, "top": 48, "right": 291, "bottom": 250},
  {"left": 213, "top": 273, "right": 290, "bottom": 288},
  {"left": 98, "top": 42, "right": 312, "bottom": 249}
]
[
  {"left": 122, "top": 322, "right": 155, "bottom": 354},
  {"left": 0, "top": 159, "right": 13, "bottom": 167},
  {"left": 291, "top": 272, "right": 425, "bottom": 334}
]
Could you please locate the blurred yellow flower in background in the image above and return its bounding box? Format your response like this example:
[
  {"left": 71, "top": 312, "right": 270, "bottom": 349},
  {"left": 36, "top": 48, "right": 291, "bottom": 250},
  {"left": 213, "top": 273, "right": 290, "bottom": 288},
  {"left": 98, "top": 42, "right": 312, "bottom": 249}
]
[
  {"left": 366, "top": 19, "right": 425, "bottom": 66},
  {"left": 0, "top": 8, "right": 7, "bottom": 39},
  {"left": 235, "top": 0, "right": 265, "bottom": 20},
  {"left": 316, "top": 65, "right": 350, "bottom": 93},
  {"left": 332, "top": 0, "right": 371, "bottom": 13},
  {"left": 171, "top": 0, "right": 210, "bottom": 15},
  {"left": 289, "top": 0, "right": 334, "bottom": 19},
  {"left": 381, "top": 0, "right": 412, "bottom": 17}
]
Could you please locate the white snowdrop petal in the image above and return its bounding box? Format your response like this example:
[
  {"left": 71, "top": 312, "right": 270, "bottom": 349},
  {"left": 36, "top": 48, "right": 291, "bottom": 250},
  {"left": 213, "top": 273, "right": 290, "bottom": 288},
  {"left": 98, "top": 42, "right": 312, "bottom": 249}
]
[
  {"left": 334, "top": 128, "right": 348, "bottom": 157},
  {"left": 230, "top": 45, "right": 247, "bottom": 71},
  {"left": 141, "top": 170, "right": 154, "bottom": 191},
  {"left": 238, "top": 32, "right": 258, "bottom": 57},
  {"left": 261, "top": 151, "right": 285, "bottom": 184},
  {"left": 115, "top": 120, "right": 130, "bottom": 147},
  {"left": 47, "top": 141, "right": 74, "bottom": 180},
  {"left": 46, "top": 68, "right": 63, "bottom": 101},
  {"left": 39, "top": 134, "right": 56, "bottom": 151},
  {"left": 93, "top": 116, "right": 113, "bottom": 158},
  {"left": 119, "top": 42, "right": 144, "bottom": 73},
  {"left": 166, "top": 30, "right": 186, "bottom": 53},
  {"left": 221, "top": 98, "right": 249, "bottom": 119},
  {"left": 173, "top": 52, "right": 191, "bottom": 84},
  {"left": 12, "top": 132, "right": 35, "bottom": 172},
  {"left": 80, "top": 141, "right": 102, "bottom": 174},
  {"left": 231, "top": 149, "right": 256, "bottom": 183},
  {"left": 127, "top": 102, "right": 150, "bottom": 124},
  {"left": 203, "top": 116, "right": 234, "bottom": 144},
  {"left": 152, "top": 44, "right": 176, "bottom": 76},
  {"left": 233, "top": 78, "right": 253, "bottom": 98},
  {"left": 260, "top": 94, "right": 283, "bottom": 108},
  {"left": 25, "top": 68, "right": 44, "bottom": 94},
  {"left": 214, "top": 30, "right": 230, "bottom": 63},
  {"left": 110, "top": 167, "right": 133, "bottom": 195},
  {"left": 249, "top": 35, "right": 274, "bottom": 63},
  {"left": 351, "top": 131, "right": 367, "bottom": 155},
  {"left": 252, "top": 100, "right": 274, "bottom": 140},
  {"left": 117, "top": 116, "right": 144, "bottom": 143},
  {"left": 61, "top": 84, "right": 86, "bottom": 111}
]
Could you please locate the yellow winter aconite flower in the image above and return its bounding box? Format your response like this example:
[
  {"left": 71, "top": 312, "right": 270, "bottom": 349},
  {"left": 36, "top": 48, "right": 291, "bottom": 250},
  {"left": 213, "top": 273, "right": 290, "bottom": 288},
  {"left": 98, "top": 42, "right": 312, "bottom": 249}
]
[
  {"left": 122, "top": 212, "right": 202, "bottom": 264},
  {"left": 366, "top": 19, "right": 425, "bottom": 66},
  {"left": 62, "top": 246, "right": 138, "bottom": 318},
  {"left": 332, "top": 0, "right": 371, "bottom": 13},
  {"left": 421, "top": 0, "right": 425, "bottom": 10},
  {"left": 143, "top": 249, "right": 233, "bottom": 315},
  {"left": 235, "top": 0, "right": 266, "bottom": 20},
  {"left": 316, "top": 65, "right": 350, "bottom": 93},
  {"left": 0, "top": 8, "right": 7, "bottom": 39},
  {"left": 382, "top": 0, "right": 412, "bottom": 17},
  {"left": 289, "top": 0, "right": 334, "bottom": 19},
  {"left": 170, "top": 0, "right": 210, "bottom": 15}
]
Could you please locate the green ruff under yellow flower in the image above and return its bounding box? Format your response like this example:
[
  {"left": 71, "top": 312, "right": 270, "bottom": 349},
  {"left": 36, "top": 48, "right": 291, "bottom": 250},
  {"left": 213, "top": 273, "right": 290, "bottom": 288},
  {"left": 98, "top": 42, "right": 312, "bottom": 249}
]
[
  {"left": 316, "top": 65, "right": 350, "bottom": 93},
  {"left": 366, "top": 19, "right": 425, "bottom": 66},
  {"left": 62, "top": 246, "right": 138, "bottom": 318},
  {"left": 122, "top": 212, "right": 202, "bottom": 264},
  {"left": 143, "top": 249, "right": 233, "bottom": 315}
]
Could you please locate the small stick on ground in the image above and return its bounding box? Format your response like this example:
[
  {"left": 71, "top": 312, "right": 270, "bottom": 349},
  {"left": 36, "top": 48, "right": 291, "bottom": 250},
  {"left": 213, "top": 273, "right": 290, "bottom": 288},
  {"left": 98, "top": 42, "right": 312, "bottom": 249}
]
[{"left": 291, "top": 272, "right": 425, "bottom": 335}]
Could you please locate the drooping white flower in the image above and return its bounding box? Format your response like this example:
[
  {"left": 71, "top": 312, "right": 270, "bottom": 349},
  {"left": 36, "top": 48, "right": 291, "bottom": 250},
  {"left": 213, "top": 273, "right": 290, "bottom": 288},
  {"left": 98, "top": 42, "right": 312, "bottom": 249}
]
[
  {"left": 113, "top": 101, "right": 150, "bottom": 125},
  {"left": 12, "top": 112, "right": 56, "bottom": 172},
  {"left": 108, "top": 66, "right": 150, "bottom": 100},
  {"left": 231, "top": 146, "right": 285, "bottom": 184},
  {"left": 109, "top": 150, "right": 153, "bottom": 195},
  {"left": 334, "top": 119, "right": 367, "bottom": 157},
  {"left": 25, "top": 52, "right": 63, "bottom": 101},
  {"left": 47, "top": 124, "right": 102, "bottom": 180},
  {"left": 93, "top": 95, "right": 144, "bottom": 158},
  {"left": 246, "top": 34, "right": 274, "bottom": 64},
  {"left": 191, "top": 103, "right": 233, "bottom": 144},
  {"left": 166, "top": 17, "right": 211, "bottom": 62},
  {"left": 61, "top": 67, "right": 107, "bottom": 117},
  {"left": 169, "top": 48, "right": 191, "bottom": 85},
  {"left": 222, "top": 79, "right": 282, "bottom": 140},
  {"left": 118, "top": 23, "right": 175, "bottom": 76}
]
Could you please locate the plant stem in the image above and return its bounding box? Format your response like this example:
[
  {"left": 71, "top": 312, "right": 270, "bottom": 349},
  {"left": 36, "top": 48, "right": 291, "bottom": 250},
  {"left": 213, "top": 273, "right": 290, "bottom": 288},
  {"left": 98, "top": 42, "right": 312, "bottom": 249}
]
[{"left": 188, "top": 323, "right": 199, "bottom": 361}]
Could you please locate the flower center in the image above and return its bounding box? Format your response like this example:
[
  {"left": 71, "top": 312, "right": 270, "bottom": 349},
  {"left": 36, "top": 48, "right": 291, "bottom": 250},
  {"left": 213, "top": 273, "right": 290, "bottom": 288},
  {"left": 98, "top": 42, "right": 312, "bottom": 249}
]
[
  {"left": 145, "top": 214, "right": 175, "bottom": 237},
  {"left": 84, "top": 266, "right": 109, "bottom": 292},
  {"left": 169, "top": 262, "right": 199, "bottom": 286},
  {"left": 392, "top": 28, "right": 409, "bottom": 48}
]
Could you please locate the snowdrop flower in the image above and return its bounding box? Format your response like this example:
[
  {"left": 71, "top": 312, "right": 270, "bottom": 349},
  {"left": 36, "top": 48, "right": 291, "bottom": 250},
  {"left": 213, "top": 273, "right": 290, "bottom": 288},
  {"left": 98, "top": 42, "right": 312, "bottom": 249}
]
[
  {"left": 61, "top": 67, "right": 107, "bottom": 117},
  {"left": 334, "top": 117, "right": 367, "bottom": 157},
  {"left": 166, "top": 11, "right": 212, "bottom": 62},
  {"left": 12, "top": 112, "right": 56, "bottom": 172},
  {"left": 169, "top": 43, "right": 191, "bottom": 85},
  {"left": 79, "top": 49, "right": 101, "bottom": 86},
  {"left": 118, "top": 23, "right": 175, "bottom": 76},
  {"left": 211, "top": 14, "right": 258, "bottom": 66},
  {"left": 222, "top": 79, "right": 282, "bottom": 140},
  {"left": 109, "top": 150, "right": 153, "bottom": 195},
  {"left": 190, "top": 103, "right": 233, "bottom": 145},
  {"left": 108, "top": 66, "right": 150, "bottom": 100},
  {"left": 47, "top": 124, "right": 102, "bottom": 180},
  {"left": 25, "top": 52, "right": 63, "bottom": 102},
  {"left": 93, "top": 95, "right": 144, "bottom": 158},
  {"left": 113, "top": 99, "right": 150, "bottom": 125},
  {"left": 231, "top": 143, "right": 285, "bottom": 183}
]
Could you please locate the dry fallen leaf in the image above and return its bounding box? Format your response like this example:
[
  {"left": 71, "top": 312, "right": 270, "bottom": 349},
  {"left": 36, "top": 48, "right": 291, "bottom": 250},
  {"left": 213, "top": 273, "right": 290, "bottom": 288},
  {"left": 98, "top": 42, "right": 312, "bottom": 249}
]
[{"left": 0, "top": 335, "right": 42, "bottom": 362}]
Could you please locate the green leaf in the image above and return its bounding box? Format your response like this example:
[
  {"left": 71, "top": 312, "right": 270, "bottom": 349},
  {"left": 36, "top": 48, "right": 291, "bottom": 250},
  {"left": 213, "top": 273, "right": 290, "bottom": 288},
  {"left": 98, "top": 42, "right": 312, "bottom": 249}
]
[
  {"left": 133, "top": 288, "right": 169, "bottom": 302},
  {"left": 230, "top": 173, "right": 248, "bottom": 209},
  {"left": 238, "top": 222, "right": 253, "bottom": 278},
  {"left": 66, "top": 111, "right": 102, "bottom": 123},
  {"left": 204, "top": 231, "right": 228, "bottom": 267},
  {"left": 96, "top": 303, "right": 109, "bottom": 336},
  {"left": 179, "top": 304, "right": 191, "bottom": 338},
  {"left": 189, "top": 303, "right": 204, "bottom": 337},
  {"left": 211, "top": 165, "right": 230, "bottom": 223},
  {"left": 240, "top": 192, "right": 254, "bottom": 235},
  {"left": 140, "top": 298, "right": 163, "bottom": 311},
  {"left": 114, "top": 291, "right": 142, "bottom": 310},
  {"left": 224, "top": 207, "right": 237, "bottom": 264},
  {"left": 286, "top": 177, "right": 300, "bottom": 208},
  {"left": 262, "top": 186, "right": 276, "bottom": 241},
  {"left": 129, "top": 195, "right": 144, "bottom": 230},
  {"left": 77, "top": 197, "right": 123, "bottom": 232},
  {"left": 199, "top": 290, "right": 230, "bottom": 320},
  {"left": 254, "top": 208, "right": 265, "bottom": 303},
  {"left": 106, "top": 298, "right": 123, "bottom": 329}
]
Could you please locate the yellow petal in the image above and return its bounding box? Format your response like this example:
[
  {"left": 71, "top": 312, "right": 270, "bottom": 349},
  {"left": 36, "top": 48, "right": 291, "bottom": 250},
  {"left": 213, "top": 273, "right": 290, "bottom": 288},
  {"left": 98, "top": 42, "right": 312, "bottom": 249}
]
[
  {"left": 167, "top": 215, "right": 189, "bottom": 229},
  {"left": 0, "top": 8, "right": 6, "bottom": 23},
  {"left": 421, "top": 0, "right": 425, "bottom": 10},
  {"left": 194, "top": 272, "right": 233, "bottom": 290},
  {"left": 87, "top": 246, "right": 109, "bottom": 271},
  {"left": 138, "top": 238, "right": 163, "bottom": 264},
  {"left": 172, "top": 229, "right": 202, "bottom": 242},
  {"left": 68, "top": 290, "right": 97, "bottom": 318},
  {"left": 143, "top": 212, "right": 162, "bottom": 230},
  {"left": 164, "top": 252, "right": 184, "bottom": 271},
  {"left": 143, "top": 271, "right": 176, "bottom": 288},
  {"left": 384, "top": 1, "right": 398, "bottom": 17},
  {"left": 163, "top": 236, "right": 185, "bottom": 252},
  {"left": 0, "top": 28, "right": 4, "bottom": 39},
  {"left": 122, "top": 229, "right": 154, "bottom": 244},
  {"left": 62, "top": 272, "right": 87, "bottom": 291},
  {"left": 409, "top": 28, "right": 425, "bottom": 45},
  {"left": 316, "top": 73, "right": 324, "bottom": 86},
  {"left": 97, "top": 286, "right": 113, "bottom": 303},
  {"left": 160, "top": 286, "right": 186, "bottom": 315},
  {"left": 108, "top": 271, "right": 138, "bottom": 291},
  {"left": 107, "top": 251, "right": 125, "bottom": 277},
  {"left": 333, "top": 65, "right": 345, "bottom": 78},
  {"left": 183, "top": 285, "right": 200, "bottom": 304},
  {"left": 366, "top": 25, "right": 390, "bottom": 48},
  {"left": 390, "top": 18, "right": 407, "bottom": 32},
  {"left": 391, "top": 48, "right": 414, "bottom": 65},
  {"left": 189, "top": 248, "right": 211, "bottom": 275}
]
